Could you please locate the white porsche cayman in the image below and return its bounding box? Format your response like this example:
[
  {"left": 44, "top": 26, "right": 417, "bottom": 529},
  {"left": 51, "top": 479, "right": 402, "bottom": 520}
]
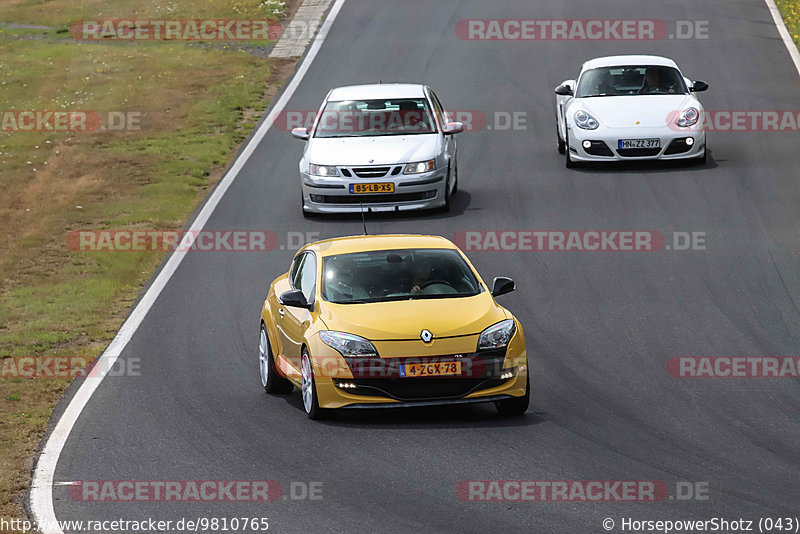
[{"left": 555, "top": 55, "right": 708, "bottom": 167}]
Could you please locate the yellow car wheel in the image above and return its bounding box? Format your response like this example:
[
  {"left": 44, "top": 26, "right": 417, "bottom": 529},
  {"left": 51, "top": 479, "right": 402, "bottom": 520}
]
[
  {"left": 260, "top": 325, "right": 292, "bottom": 394},
  {"left": 301, "top": 348, "right": 329, "bottom": 420}
]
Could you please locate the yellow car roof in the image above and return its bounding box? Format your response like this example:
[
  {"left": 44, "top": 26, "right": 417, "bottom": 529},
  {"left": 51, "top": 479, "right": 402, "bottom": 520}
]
[{"left": 306, "top": 234, "right": 457, "bottom": 256}]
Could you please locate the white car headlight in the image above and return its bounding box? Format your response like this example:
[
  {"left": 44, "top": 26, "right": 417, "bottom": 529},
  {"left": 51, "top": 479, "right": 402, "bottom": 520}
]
[
  {"left": 320, "top": 331, "right": 378, "bottom": 357},
  {"left": 309, "top": 164, "right": 339, "bottom": 177},
  {"left": 478, "top": 319, "right": 516, "bottom": 351},
  {"left": 676, "top": 107, "right": 699, "bottom": 127},
  {"left": 403, "top": 160, "right": 436, "bottom": 174},
  {"left": 574, "top": 110, "right": 599, "bottom": 130}
]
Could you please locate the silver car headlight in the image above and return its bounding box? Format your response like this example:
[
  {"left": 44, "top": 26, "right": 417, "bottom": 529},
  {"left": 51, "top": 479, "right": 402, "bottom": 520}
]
[
  {"left": 477, "top": 319, "right": 516, "bottom": 351},
  {"left": 675, "top": 107, "right": 699, "bottom": 127},
  {"left": 320, "top": 331, "right": 378, "bottom": 357},
  {"left": 574, "top": 110, "right": 599, "bottom": 130},
  {"left": 309, "top": 163, "right": 339, "bottom": 177},
  {"left": 403, "top": 160, "right": 435, "bottom": 174}
]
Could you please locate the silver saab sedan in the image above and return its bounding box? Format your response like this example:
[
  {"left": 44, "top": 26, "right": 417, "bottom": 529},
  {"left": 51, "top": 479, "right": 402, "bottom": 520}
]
[{"left": 291, "top": 83, "right": 464, "bottom": 216}]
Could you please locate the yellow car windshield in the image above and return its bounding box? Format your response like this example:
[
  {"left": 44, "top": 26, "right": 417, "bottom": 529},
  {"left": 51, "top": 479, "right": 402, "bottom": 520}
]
[{"left": 321, "top": 248, "right": 482, "bottom": 304}]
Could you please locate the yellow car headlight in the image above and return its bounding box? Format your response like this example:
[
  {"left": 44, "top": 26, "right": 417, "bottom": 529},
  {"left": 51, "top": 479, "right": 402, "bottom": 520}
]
[
  {"left": 478, "top": 319, "right": 516, "bottom": 351},
  {"left": 320, "top": 331, "right": 377, "bottom": 358}
]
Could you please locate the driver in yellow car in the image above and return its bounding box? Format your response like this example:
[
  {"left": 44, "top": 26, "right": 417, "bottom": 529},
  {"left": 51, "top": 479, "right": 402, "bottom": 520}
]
[{"left": 410, "top": 259, "right": 432, "bottom": 295}]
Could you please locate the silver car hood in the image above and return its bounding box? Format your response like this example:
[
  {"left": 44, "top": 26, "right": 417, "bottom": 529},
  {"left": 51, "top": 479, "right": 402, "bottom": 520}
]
[{"left": 305, "top": 134, "right": 441, "bottom": 166}]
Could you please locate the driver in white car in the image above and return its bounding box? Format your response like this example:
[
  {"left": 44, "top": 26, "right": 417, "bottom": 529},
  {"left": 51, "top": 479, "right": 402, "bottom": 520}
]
[{"left": 640, "top": 68, "right": 676, "bottom": 94}]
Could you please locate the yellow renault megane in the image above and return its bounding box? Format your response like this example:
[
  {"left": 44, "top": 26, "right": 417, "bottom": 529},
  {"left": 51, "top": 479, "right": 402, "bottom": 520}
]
[{"left": 258, "top": 234, "right": 529, "bottom": 419}]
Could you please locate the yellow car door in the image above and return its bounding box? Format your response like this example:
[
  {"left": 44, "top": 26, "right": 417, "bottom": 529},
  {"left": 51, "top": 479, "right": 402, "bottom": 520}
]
[{"left": 276, "top": 251, "right": 316, "bottom": 373}]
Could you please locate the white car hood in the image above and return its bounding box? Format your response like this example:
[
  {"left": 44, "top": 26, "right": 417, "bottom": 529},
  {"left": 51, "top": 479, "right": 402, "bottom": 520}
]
[
  {"left": 573, "top": 95, "right": 698, "bottom": 128},
  {"left": 305, "top": 134, "right": 440, "bottom": 166}
]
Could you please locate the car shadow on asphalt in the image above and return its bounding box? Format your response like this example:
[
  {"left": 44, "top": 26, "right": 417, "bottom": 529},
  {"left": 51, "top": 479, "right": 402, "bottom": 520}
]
[
  {"left": 304, "top": 190, "right": 473, "bottom": 224},
  {"left": 280, "top": 394, "right": 547, "bottom": 429},
  {"left": 567, "top": 150, "right": 718, "bottom": 174}
]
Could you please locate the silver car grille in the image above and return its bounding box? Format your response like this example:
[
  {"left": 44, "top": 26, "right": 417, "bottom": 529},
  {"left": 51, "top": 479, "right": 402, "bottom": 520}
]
[{"left": 351, "top": 166, "right": 391, "bottom": 178}]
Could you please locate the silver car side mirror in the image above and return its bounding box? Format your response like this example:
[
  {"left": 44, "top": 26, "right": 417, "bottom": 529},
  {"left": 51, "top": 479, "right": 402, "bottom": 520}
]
[{"left": 443, "top": 122, "right": 464, "bottom": 135}]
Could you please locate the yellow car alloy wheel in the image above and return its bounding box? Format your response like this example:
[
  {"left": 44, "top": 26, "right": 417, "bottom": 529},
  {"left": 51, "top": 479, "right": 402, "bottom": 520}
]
[
  {"left": 259, "top": 325, "right": 292, "bottom": 394},
  {"left": 301, "top": 348, "right": 327, "bottom": 419}
]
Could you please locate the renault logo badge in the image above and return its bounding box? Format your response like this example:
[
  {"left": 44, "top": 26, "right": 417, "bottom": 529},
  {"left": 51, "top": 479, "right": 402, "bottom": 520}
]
[{"left": 420, "top": 329, "right": 433, "bottom": 343}]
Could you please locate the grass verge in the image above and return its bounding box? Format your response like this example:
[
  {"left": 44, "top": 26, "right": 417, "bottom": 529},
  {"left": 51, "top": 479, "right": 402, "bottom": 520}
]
[
  {"left": 775, "top": 0, "right": 800, "bottom": 49},
  {"left": 0, "top": 0, "right": 299, "bottom": 526}
]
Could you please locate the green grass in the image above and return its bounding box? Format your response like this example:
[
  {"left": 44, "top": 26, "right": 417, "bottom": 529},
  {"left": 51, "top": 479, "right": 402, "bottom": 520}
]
[
  {"left": 776, "top": 0, "right": 800, "bottom": 49},
  {"left": 0, "top": 0, "right": 285, "bottom": 26},
  {"left": 0, "top": 0, "right": 294, "bottom": 523}
]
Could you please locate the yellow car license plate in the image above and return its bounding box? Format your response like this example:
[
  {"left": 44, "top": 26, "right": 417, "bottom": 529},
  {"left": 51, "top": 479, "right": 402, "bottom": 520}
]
[
  {"left": 350, "top": 182, "right": 395, "bottom": 194},
  {"left": 403, "top": 361, "right": 461, "bottom": 377}
]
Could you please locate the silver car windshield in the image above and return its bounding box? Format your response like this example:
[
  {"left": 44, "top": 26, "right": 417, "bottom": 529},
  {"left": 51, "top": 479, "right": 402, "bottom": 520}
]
[
  {"left": 321, "top": 249, "right": 483, "bottom": 304},
  {"left": 576, "top": 66, "right": 688, "bottom": 98},
  {"left": 313, "top": 98, "right": 437, "bottom": 138}
]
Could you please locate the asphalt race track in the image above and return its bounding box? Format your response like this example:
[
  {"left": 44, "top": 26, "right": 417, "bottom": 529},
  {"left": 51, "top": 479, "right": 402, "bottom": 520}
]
[{"left": 46, "top": 0, "right": 800, "bottom": 532}]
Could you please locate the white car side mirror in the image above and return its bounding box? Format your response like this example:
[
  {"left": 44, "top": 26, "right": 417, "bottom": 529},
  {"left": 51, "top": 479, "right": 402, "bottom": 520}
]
[
  {"left": 555, "top": 79, "right": 576, "bottom": 96},
  {"left": 291, "top": 127, "right": 310, "bottom": 140}
]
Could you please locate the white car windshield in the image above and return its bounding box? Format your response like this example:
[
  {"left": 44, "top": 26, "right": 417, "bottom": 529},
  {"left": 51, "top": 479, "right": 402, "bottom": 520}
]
[
  {"left": 313, "top": 98, "right": 437, "bottom": 138},
  {"left": 576, "top": 65, "right": 688, "bottom": 97},
  {"left": 321, "top": 248, "right": 482, "bottom": 304}
]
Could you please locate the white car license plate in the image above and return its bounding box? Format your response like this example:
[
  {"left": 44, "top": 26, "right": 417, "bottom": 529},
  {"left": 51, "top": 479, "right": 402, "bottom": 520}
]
[{"left": 618, "top": 138, "right": 660, "bottom": 149}]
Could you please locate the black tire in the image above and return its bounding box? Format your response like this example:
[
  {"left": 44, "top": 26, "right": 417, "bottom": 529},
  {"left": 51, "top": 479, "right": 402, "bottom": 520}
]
[
  {"left": 557, "top": 126, "right": 566, "bottom": 154},
  {"left": 260, "top": 325, "right": 293, "bottom": 394},
  {"left": 565, "top": 132, "right": 576, "bottom": 168},
  {"left": 301, "top": 348, "right": 329, "bottom": 420},
  {"left": 451, "top": 157, "right": 459, "bottom": 194},
  {"left": 301, "top": 193, "right": 315, "bottom": 219},
  {"left": 495, "top": 372, "right": 530, "bottom": 416},
  {"left": 440, "top": 165, "right": 453, "bottom": 213}
]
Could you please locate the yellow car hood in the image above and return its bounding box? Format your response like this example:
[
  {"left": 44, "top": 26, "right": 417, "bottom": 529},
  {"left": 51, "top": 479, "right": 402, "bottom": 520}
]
[{"left": 319, "top": 291, "right": 507, "bottom": 341}]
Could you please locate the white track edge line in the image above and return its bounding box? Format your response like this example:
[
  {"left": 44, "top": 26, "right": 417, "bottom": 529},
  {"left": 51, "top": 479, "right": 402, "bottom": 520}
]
[
  {"left": 764, "top": 0, "right": 800, "bottom": 77},
  {"left": 29, "top": 1, "right": 347, "bottom": 532}
]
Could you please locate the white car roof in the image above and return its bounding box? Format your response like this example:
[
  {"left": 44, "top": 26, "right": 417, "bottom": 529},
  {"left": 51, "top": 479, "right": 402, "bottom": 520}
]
[
  {"left": 327, "top": 83, "right": 428, "bottom": 101},
  {"left": 582, "top": 55, "right": 679, "bottom": 70}
]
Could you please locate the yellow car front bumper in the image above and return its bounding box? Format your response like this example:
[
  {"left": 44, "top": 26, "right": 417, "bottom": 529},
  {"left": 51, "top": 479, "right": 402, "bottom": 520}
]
[{"left": 307, "top": 325, "right": 528, "bottom": 410}]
